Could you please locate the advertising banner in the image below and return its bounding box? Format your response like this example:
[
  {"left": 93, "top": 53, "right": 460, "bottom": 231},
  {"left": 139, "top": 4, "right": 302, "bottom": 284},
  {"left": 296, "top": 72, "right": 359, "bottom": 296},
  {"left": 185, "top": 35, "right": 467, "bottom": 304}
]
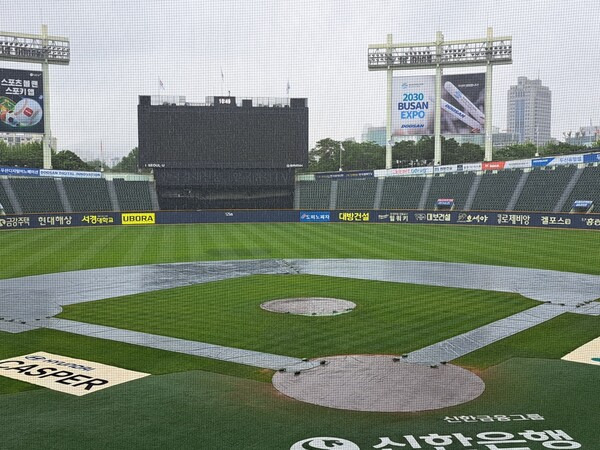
[
  {"left": 462, "top": 162, "right": 483, "bottom": 171},
  {"left": 0, "top": 68, "right": 44, "bottom": 134},
  {"left": 561, "top": 337, "right": 600, "bottom": 367},
  {"left": 583, "top": 153, "right": 600, "bottom": 164},
  {"left": 2, "top": 210, "right": 600, "bottom": 231},
  {"left": 532, "top": 157, "right": 553, "bottom": 167},
  {"left": 0, "top": 166, "right": 40, "bottom": 177},
  {"left": 482, "top": 161, "right": 506, "bottom": 170},
  {"left": 504, "top": 159, "right": 531, "bottom": 169},
  {"left": 300, "top": 211, "right": 331, "bottom": 222},
  {"left": 39, "top": 169, "right": 102, "bottom": 179},
  {"left": 121, "top": 212, "right": 156, "bottom": 225},
  {"left": 392, "top": 73, "right": 485, "bottom": 136},
  {"left": 547, "top": 154, "right": 584, "bottom": 166},
  {"left": 441, "top": 73, "right": 485, "bottom": 134},
  {"left": 392, "top": 76, "right": 435, "bottom": 135},
  {"left": 315, "top": 170, "right": 374, "bottom": 180},
  {"left": 434, "top": 164, "right": 458, "bottom": 174},
  {"left": 0, "top": 352, "right": 150, "bottom": 396}
]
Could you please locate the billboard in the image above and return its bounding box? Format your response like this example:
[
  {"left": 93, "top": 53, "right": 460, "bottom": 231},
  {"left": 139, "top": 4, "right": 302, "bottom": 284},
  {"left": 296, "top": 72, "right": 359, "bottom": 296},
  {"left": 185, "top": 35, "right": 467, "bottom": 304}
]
[
  {"left": 0, "top": 68, "right": 44, "bottom": 134},
  {"left": 392, "top": 76, "right": 435, "bottom": 135},
  {"left": 392, "top": 73, "right": 485, "bottom": 136},
  {"left": 138, "top": 98, "right": 308, "bottom": 169}
]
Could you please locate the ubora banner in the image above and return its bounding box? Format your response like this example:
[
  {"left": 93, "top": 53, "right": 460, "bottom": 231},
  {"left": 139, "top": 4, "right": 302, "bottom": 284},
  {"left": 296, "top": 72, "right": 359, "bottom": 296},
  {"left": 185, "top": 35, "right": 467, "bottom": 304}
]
[{"left": 121, "top": 212, "right": 156, "bottom": 225}]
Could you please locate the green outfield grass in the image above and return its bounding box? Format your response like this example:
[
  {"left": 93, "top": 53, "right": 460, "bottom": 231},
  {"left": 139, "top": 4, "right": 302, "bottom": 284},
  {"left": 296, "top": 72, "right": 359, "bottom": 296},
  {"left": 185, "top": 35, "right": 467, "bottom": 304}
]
[
  {"left": 2, "top": 223, "right": 600, "bottom": 279},
  {"left": 1, "top": 223, "right": 598, "bottom": 449}
]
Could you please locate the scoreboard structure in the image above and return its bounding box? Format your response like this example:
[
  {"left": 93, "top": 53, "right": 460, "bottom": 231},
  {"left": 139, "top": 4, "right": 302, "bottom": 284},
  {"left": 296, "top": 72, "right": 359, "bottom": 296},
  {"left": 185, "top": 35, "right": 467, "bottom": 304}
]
[{"left": 138, "top": 95, "right": 308, "bottom": 210}]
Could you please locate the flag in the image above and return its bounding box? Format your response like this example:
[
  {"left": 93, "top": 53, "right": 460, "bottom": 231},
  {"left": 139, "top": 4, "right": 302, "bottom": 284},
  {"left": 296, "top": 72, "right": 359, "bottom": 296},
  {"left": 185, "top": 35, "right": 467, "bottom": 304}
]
[
  {"left": 159, "top": 78, "right": 165, "bottom": 91},
  {"left": 286, "top": 80, "right": 290, "bottom": 95}
]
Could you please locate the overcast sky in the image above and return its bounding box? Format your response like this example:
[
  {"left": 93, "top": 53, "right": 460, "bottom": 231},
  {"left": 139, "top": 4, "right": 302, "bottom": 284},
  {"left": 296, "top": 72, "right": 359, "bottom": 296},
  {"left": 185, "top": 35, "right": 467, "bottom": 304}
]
[{"left": 2, "top": 0, "right": 599, "bottom": 162}]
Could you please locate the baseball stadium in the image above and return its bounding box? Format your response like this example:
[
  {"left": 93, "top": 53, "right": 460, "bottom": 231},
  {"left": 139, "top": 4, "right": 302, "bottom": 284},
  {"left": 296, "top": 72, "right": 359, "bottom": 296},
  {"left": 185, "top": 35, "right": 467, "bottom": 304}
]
[{"left": 1, "top": 8, "right": 600, "bottom": 450}]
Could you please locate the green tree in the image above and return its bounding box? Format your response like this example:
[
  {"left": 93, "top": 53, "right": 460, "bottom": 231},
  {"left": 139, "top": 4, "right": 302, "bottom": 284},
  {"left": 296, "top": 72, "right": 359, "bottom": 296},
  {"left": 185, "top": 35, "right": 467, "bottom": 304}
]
[
  {"left": 53, "top": 150, "right": 94, "bottom": 171},
  {"left": 392, "top": 140, "right": 419, "bottom": 167},
  {"left": 338, "top": 140, "right": 384, "bottom": 170},
  {"left": 457, "top": 142, "right": 485, "bottom": 163},
  {"left": 86, "top": 159, "right": 111, "bottom": 172},
  {"left": 308, "top": 139, "right": 343, "bottom": 172},
  {"left": 112, "top": 147, "right": 141, "bottom": 172},
  {"left": 542, "top": 141, "right": 585, "bottom": 156},
  {"left": 0, "top": 141, "right": 43, "bottom": 167},
  {"left": 308, "top": 139, "right": 385, "bottom": 172},
  {"left": 494, "top": 143, "right": 538, "bottom": 161}
]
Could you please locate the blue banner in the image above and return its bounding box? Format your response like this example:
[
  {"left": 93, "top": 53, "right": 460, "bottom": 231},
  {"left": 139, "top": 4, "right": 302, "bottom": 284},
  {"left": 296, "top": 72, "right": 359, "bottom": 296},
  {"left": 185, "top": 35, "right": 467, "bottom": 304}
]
[
  {"left": 300, "top": 211, "right": 331, "bottom": 222},
  {"left": 0, "top": 166, "right": 40, "bottom": 177},
  {"left": 0, "top": 166, "right": 102, "bottom": 178},
  {"left": 532, "top": 157, "right": 554, "bottom": 167},
  {"left": 583, "top": 153, "right": 600, "bottom": 164}
]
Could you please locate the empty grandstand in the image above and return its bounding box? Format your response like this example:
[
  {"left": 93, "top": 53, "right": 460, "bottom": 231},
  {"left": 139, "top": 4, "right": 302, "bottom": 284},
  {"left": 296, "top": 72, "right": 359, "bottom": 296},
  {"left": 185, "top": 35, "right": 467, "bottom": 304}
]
[
  {"left": 424, "top": 172, "right": 476, "bottom": 210},
  {"left": 296, "top": 179, "right": 332, "bottom": 210},
  {"left": 0, "top": 177, "right": 156, "bottom": 214},
  {"left": 62, "top": 178, "right": 113, "bottom": 212},
  {"left": 513, "top": 166, "right": 577, "bottom": 212},
  {"left": 470, "top": 169, "right": 522, "bottom": 211},
  {"left": 1, "top": 154, "right": 599, "bottom": 215},
  {"left": 562, "top": 165, "right": 600, "bottom": 212},
  {"left": 379, "top": 176, "right": 427, "bottom": 210},
  {"left": 336, "top": 178, "right": 379, "bottom": 209},
  {"left": 9, "top": 178, "right": 64, "bottom": 213},
  {"left": 113, "top": 179, "right": 154, "bottom": 211}
]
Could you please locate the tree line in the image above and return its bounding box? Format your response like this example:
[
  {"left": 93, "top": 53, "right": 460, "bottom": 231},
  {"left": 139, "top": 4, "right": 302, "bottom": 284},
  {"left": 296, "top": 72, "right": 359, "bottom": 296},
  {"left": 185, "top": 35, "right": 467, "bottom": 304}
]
[
  {"left": 1, "top": 138, "right": 597, "bottom": 174},
  {"left": 305, "top": 137, "right": 598, "bottom": 172},
  {"left": 0, "top": 141, "right": 142, "bottom": 172}
]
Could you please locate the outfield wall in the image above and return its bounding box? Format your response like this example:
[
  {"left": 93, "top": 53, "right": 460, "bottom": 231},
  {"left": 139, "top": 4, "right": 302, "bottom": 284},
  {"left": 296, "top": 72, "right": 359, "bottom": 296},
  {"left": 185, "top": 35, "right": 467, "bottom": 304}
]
[{"left": 1, "top": 209, "right": 600, "bottom": 231}]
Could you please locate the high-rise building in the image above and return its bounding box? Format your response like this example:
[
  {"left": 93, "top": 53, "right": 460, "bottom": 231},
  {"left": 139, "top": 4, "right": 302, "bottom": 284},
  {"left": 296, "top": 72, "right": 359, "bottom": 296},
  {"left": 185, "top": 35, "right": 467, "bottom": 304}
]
[
  {"left": 0, "top": 132, "right": 56, "bottom": 149},
  {"left": 361, "top": 126, "right": 386, "bottom": 147},
  {"left": 507, "top": 77, "right": 552, "bottom": 145}
]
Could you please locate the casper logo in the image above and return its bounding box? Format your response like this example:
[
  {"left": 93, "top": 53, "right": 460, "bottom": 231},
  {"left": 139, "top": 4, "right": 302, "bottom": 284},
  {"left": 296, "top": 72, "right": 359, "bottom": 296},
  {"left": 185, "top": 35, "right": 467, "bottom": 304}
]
[
  {"left": 0, "top": 352, "right": 150, "bottom": 396},
  {"left": 121, "top": 212, "right": 155, "bottom": 225}
]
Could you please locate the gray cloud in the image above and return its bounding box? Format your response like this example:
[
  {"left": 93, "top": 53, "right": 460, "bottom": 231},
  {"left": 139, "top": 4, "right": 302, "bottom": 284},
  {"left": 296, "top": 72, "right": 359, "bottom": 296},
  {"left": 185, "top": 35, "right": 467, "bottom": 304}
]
[{"left": 2, "top": 0, "right": 598, "bottom": 161}]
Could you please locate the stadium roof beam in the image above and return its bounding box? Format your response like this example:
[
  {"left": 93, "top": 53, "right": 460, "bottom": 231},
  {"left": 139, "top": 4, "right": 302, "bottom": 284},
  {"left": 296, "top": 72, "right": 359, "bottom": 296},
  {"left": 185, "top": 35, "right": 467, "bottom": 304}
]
[
  {"left": 0, "top": 25, "right": 70, "bottom": 169},
  {"left": 369, "top": 28, "right": 512, "bottom": 168}
]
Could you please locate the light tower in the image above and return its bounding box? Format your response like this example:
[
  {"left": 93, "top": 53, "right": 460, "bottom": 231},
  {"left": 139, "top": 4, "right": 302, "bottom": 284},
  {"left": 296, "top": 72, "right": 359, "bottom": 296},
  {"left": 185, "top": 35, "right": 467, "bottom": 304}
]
[
  {"left": 368, "top": 27, "right": 511, "bottom": 168},
  {"left": 0, "top": 25, "right": 70, "bottom": 169}
]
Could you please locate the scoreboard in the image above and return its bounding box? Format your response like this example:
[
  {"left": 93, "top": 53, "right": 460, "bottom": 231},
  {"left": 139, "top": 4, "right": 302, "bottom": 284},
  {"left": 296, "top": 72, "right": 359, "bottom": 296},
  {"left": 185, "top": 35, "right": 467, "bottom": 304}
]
[{"left": 137, "top": 96, "right": 308, "bottom": 169}]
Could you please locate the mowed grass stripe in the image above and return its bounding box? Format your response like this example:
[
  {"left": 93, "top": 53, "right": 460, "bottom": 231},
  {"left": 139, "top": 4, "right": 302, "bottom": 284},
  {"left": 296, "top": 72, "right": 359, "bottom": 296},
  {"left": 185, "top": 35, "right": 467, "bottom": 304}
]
[
  {"left": 58, "top": 274, "right": 537, "bottom": 358},
  {"left": 1, "top": 227, "right": 92, "bottom": 278},
  {"left": 3, "top": 223, "right": 600, "bottom": 278}
]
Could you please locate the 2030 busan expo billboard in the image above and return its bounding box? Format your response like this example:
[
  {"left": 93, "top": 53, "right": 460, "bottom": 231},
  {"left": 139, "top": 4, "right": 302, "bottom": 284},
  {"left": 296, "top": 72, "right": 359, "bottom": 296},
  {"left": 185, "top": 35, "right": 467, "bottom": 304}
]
[
  {"left": 392, "top": 73, "right": 485, "bottom": 136},
  {"left": 0, "top": 68, "right": 44, "bottom": 134}
]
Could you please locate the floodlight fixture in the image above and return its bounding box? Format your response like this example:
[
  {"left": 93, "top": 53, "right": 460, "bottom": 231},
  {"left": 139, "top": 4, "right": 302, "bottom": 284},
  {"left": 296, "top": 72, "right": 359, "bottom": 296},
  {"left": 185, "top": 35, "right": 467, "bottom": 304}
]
[
  {"left": 0, "top": 30, "right": 70, "bottom": 65},
  {"left": 0, "top": 26, "right": 70, "bottom": 169}
]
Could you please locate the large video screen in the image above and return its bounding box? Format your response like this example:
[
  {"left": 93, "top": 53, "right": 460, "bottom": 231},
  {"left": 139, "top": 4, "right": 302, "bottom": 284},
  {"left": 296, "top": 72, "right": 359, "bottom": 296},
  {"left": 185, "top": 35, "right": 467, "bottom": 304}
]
[
  {"left": 392, "top": 73, "right": 485, "bottom": 136},
  {"left": 138, "top": 102, "right": 308, "bottom": 169},
  {"left": 0, "top": 68, "right": 44, "bottom": 134}
]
